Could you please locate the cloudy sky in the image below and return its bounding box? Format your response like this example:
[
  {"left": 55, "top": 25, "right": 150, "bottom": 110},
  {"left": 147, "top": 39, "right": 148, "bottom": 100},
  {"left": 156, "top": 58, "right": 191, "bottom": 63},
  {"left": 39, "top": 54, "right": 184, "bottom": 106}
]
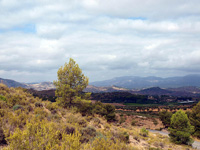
[{"left": 0, "top": 0, "right": 200, "bottom": 83}]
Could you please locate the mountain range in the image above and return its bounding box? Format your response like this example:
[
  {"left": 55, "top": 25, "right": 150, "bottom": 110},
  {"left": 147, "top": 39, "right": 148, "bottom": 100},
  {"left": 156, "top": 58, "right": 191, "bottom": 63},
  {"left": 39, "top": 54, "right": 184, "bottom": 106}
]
[
  {"left": 91, "top": 74, "right": 200, "bottom": 89},
  {"left": 1, "top": 75, "right": 200, "bottom": 96}
]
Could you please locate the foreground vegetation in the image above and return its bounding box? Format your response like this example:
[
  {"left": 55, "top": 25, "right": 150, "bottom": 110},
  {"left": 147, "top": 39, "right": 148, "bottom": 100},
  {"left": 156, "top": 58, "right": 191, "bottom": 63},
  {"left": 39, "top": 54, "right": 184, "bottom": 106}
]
[{"left": 0, "top": 83, "right": 196, "bottom": 150}]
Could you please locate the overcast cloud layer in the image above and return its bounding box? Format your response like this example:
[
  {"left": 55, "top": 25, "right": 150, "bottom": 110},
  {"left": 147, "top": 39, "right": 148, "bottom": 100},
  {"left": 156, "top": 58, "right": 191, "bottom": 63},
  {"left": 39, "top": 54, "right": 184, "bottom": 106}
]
[{"left": 0, "top": 0, "right": 200, "bottom": 83}]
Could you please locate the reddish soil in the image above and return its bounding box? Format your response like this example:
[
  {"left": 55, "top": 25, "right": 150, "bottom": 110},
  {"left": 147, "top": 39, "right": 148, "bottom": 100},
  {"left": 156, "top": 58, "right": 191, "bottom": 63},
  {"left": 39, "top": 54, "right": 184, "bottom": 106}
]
[{"left": 117, "top": 114, "right": 164, "bottom": 130}]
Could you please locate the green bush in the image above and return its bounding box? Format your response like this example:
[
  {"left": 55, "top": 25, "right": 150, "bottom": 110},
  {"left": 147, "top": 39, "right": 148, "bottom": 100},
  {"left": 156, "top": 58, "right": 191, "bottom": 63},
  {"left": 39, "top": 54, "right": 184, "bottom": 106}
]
[
  {"left": 169, "top": 110, "right": 194, "bottom": 145},
  {"left": 120, "top": 132, "right": 129, "bottom": 143},
  {"left": 79, "top": 102, "right": 94, "bottom": 116},
  {"left": 13, "top": 105, "right": 24, "bottom": 111},
  {"left": 159, "top": 110, "right": 172, "bottom": 128},
  {"left": 189, "top": 101, "right": 200, "bottom": 138},
  {"left": 45, "top": 102, "right": 58, "bottom": 114},
  {"left": 93, "top": 102, "right": 107, "bottom": 116},
  {"left": 0, "top": 95, "right": 7, "bottom": 102},
  {"left": 104, "top": 104, "right": 116, "bottom": 121},
  {"left": 140, "top": 127, "right": 149, "bottom": 137},
  {"left": 79, "top": 101, "right": 116, "bottom": 122}
]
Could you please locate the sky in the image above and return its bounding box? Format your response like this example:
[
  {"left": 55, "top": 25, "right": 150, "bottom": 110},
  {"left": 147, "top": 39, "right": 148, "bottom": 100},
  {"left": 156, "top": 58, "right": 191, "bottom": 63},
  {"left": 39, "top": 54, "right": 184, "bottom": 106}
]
[{"left": 0, "top": 0, "right": 200, "bottom": 83}]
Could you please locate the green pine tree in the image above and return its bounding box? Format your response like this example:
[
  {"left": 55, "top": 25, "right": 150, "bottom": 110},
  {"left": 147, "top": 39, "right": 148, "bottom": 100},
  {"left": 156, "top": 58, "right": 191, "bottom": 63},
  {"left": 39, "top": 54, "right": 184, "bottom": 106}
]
[
  {"left": 168, "top": 110, "right": 194, "bottom": 145},
  {"left": 54, "top": 58, "right": 89, "bottom": 107}
]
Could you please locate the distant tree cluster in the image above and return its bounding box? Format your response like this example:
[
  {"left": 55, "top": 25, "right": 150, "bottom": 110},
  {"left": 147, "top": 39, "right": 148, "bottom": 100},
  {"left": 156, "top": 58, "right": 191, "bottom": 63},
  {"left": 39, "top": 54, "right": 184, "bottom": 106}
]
[
  {"left": 91, "top": 92, "right": 151, "bottom": 104},
  {"left": 159, "top": 110, "right": 172, "bottom": 128},
  {"left": 79, "top": 101, "right": 116, "bottom": 121}
]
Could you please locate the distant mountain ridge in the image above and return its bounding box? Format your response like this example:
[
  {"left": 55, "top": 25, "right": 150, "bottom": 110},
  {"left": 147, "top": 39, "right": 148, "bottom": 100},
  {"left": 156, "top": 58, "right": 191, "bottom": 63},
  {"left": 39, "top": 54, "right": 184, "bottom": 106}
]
[
  {"left": 0, "top": 78, "right": 55, "bottom": 91},
  {"left": 1, "top": 77, "right": 200, "bottom": 97},
  {"left": 1, "top": 75, "right": 200, "bottom": 97},
  {"left": 90, "top": 74, "right": 200, "bottom": 89},
  {"left": 0, "top": 78, "right": 28, "bottom": 88}
]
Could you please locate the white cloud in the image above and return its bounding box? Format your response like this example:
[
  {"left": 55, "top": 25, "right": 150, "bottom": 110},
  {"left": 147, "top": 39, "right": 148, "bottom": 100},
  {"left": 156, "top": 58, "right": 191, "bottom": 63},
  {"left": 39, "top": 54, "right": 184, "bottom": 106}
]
[{"left": 0, "top": 0, "right": 200, "bottom": 82}]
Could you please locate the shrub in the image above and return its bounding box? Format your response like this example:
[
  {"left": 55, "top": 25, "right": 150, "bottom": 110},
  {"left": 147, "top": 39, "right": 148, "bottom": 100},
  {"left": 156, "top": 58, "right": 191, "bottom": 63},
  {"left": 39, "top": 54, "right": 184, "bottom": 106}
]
[
  {"left": 152, "top": 118, "right": 158, "bottom": 126},
  {"left": 77, "top": 118, "right": 87, "bottom": 127},
  {"left": 0, "top": 101, "right": 7, "bottom": 109},
  {"left": 34, "top": 107, "right": 48, "bottom": 120},
  {"left": 83, "top": 136, "right": 132, "bottom": 150},
  {"left": 60, "top": 131, "right": 81, "bottom": 150},
  {"left": 159, "top": 110, "right": 172, "bottom": 128},
  {"left": 104, "top": 104, "right": 116, "bottom": 121},
  {"left": 78, "top": 101, "right": 116, "bottom": 122},
  {"left": 6, "top": 120, "right": 81, "bottom": 150},
  {"left": 189, "top": 101, "right": 200, "bottom": 138},
  {"left": 65, "top": 125, "right": 75, "bottom": 135},
  {"left": 13, "top": 105, "right": 24, "bottom": 111},
  {"left": 0, "top": 127, "right": 7, "bottom": 145},
  {"left": 0, "top": 83, "right": 9, "bottom": 93},
  {"left": 149, "top": 148, "right": 162, "bottom": 150},
  {"left": 6, "top": 91, "right": 27, "bottom": 107},
  {"left": 35, "top": 102, "right": 43, "bottom": 107},
  {"left": 119, "top": 115, "right": 126, "bottom": 124},
  {"left": 79, "top": 102, "right": 94, "bottom": 116},
  {"left": 120, "top": 132, "right": 129, "bottom": 143},
  {"left": 93, "top": 102, "right": 107, "bottom": 116},
  {"left": 0, "top": 95, "right": 7, "bottom": 102},
  {"left": 0, "top": 109, "right": 6, "bottom": 117},
  {"left": 80, "top": 126, "right": 97, "bottom": 143},
  {"left": 26, "top": 105, "right": 33, "bottom": 112},
  {"left": 112, "top": 130, "right": 130, "bottom": 143},
  {"left": 140, "top": 128, "right": 149, "bottom": 137},
  {"left": 93, "top": 118, "right": 100, "bottom": 124},
  {"left": 131, "top": 119, "right": 137, "bottom": 126}
]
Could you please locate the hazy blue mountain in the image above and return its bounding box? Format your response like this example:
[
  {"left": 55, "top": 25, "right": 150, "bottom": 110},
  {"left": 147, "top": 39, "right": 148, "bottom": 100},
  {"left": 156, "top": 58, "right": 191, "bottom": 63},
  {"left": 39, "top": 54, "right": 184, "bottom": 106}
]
[
  {"left": 1, "top": 74, "right": 200, "bottom": 92},
  {"left": 0, "top": 78, "right": 28, "bottom": 88},
  {"left": 91, "top": 74, "right": 200, "bottom": 89}
]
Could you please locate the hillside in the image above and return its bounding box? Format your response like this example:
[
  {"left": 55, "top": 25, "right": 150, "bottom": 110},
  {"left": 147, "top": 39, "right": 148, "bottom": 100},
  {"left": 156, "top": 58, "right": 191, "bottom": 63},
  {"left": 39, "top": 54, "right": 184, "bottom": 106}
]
[
  {"left": 91, "top": 74, "right": 200, "bottom": 89},
  {"left": 0, "top": 78, "right": 28, "bottom": 88},
  {"left": 0, "top": 84, "right": 195, "bottom": 150},
  {"left": 84, "top": 85, "right": 129, "bottom": 93},
  {"left": 0, "top": 78, "right": 55, "bottom": 90},
  {"left": 28, "top": 82, "right": 55, "bottom": 91},
  {"left": 1, "top": 77, "right": 200, "bottom": 97},
  {"left": 136, "top": 87, "right": 173, "bottom": 95}
]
